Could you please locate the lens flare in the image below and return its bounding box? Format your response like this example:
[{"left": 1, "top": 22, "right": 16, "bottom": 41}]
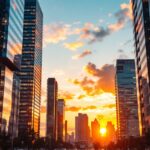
[{"left": 100, "top": 128, "right": 107, "bottom": 136}]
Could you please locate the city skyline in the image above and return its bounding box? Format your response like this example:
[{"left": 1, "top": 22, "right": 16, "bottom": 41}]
[
  {"left": 39, "top": 0, "right": 134, "bottom": 136},
  {"left": 0, "top": 0, "right": 150, "bottom": 149}
]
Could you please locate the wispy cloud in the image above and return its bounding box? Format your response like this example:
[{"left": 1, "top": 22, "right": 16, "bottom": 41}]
[
  {"left": 59, "top": 91, "right": 75, "bottom": 101},
  {"left": 117, "top": 49, "right": 129, "bottom": 59},
  {"left": 72, "top": 50, "right": 92, "bottom": 60},
  {"left": 63, "top": 41, "right": 84, "bottom": 51},
  {"left": 102, "top": 103, "right": 116, "bottom": 109},
  {"left": 43, "top": 23, "right": 81, "bottom": 46},
  {"left": 43, "top": 2, "right": 132, "bottom": 46},
  {"left": 66, "top": 105, "right": 97, "bottom": 112},
  {"left": 79, "top": 2, "right": 132, "bottom": 43}
]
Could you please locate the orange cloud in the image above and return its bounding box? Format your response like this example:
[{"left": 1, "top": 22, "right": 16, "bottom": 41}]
[
  {"left": 102, "top": 104, "right": 116, "bottom": 109},
  {"left": 84, "top": 63, "right": 115, "bottom": 94},
  {"left": 69, "top": 77, "right": 97, "bottom": 96},
  {"left": 82, "top": 105, "right": 97, "bottom": 110},
  {"left": 72, "top": 50, "right": 92, "bottom": 60},
  {"left": 65, "top": 106, "right": 81, "bottom": 112},
  {"left": 66, "top": 105, "right": 97, "bottom": 112},
  {"left": 63, "top": 41, "right": 84, "bottom": 51},
  {"left": 120, "top": 1, "right": 133, "bottom": 20},
  {"left": 59, "top": 91, "right": 75, "bottom": 101},
  {"left": 70, "top": 63, "right": 115, "bottom": 96},
  {"left": 77, "top": 94, "right": 86, "bottom": 99}
]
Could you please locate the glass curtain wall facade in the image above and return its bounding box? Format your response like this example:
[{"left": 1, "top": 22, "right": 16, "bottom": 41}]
[
  {"left": 57, "top": 99, "right": 65, "bottom": 142},
  {"left": 75, "top": 113, "right": 89, "bottom": 142},
  {"left": 0, "top": 0, "right": 24, "bottom": 134},
  {"left": 19, "top": 0, "right": 43, "bottom": 137},
  {"left": 116, "top": 59, "right": 139, "bottom": 139},
  {"left": 46, "top": 78, "right": 58, "bottom": 141},
  {"left": 9, "top": 55, "right": 22, "bottom": 138},
  {"left": 132, "top": 0, "right": 150, "bottom": 135}
]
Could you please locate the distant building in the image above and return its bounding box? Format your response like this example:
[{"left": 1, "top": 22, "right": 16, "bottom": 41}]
[
  {"left": 68, "top": 132, "right": 75, "bottom": 143},
  {"left": 106, "top": 122, "right": 116, "bottom": 143},
  {"left": 131, "top": 0, "right": 150, "bottom": 136},
  {"left": 75, "top": 113, "right": 89, "bottom": 142},
  {"left": 65, "top": 120, "right": 68, "bottom": 142},
  {"left": 57, "top": 99, "right": 65, "bottom": 142},
  {"left": 46, "top": 78, "right": 58, "bottom": 141},
  {"left": 0, "top": 0, "right": 24, "bottom": 135},
  {"left": 91, "top": 119, "right": 100, "bottom": 142},
  {"left": 116, "top": 59, "right": 139, "bottom": 139}
]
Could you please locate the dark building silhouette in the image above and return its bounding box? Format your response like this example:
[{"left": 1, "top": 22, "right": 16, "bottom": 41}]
[
  {"left": 75, "top": 113, "right": 89, "bottom": 142},
  {"left": 0, "top": 0, "right": 24, "bottom": 135},
  {"left": 116, "top": 59, "right": 139, "bottom": 139},
  {"left": 91, "top": 118, "right": 100, "bottom": 142},
  {"left": 19, "top": 0, "right": 43, "bottom": 137},
  {"left": 57, "top": 99, "right": 65, "bottom": 142},
  {"left": 106, "top": 121, "right": 116, "bottom": 143},
  {"left": 46, "top": 78, "right": 58, "bottom": 141},
  {"left": 65, "top": 120, "right": 68, "bottom": 142},
  {"left": 132, "top": 0, "right": 150, "bottom": 136}
]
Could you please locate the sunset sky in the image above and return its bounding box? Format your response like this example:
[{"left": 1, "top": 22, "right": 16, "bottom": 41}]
[{"left": 39, "top": 0, "right": 134, "bottom": 136}]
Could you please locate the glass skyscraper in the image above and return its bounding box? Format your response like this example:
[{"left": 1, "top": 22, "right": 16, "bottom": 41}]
[
  {"left": 57, "top": 99, "right": 65, "bottom": 142},
  {"left": 116, "top": 59, "right": 139, "bottom": 139},
  {"left": 9, "top": 55, "right": 22, "bottom": 138},
  {"left": 46, "top": 78, "right": 58, "bottom": 141},
  {"left": 0, "top": 0, "right": 24, "bottom": 134},
  {"left": 19, "top": 0, "right": 43, "bottom": 137},
  {"left": 132, "top": 0, "right": 150, "bottom": 135}
]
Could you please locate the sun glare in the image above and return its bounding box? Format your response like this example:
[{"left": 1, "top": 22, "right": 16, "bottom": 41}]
[{"left": 100, "top": 128, "right": 107, "bottom": 136}]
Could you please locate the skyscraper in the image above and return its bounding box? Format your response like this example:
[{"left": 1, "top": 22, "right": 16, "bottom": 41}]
[
  {"left": 132, "top": 0, "right": 150, "bottom": 136},
  {"left": 116, "top": 59, "right": 139, "bottom": 139},
  {"left": 75, "top": 113, "right": 89, "bottom": 142},
  {"left": 65, "top": 120, "right": 68, "bottom": 142},
  {"left": 19, "top": 0, "right": 43, "bottom": 137},
  {"left": 0, "top": 0, "right": 24, "bottom": 134},
  {"left": 106, "top": 121, "right": 116, "bottom": 143},
  {"left": 57, "top": 99, "right": 65, "bottom": 142},
  {"left": 46, "top": 78, "right": 58, "bottom": 141},
  {"left": 9, "top": 55, "right": 22, "bottom": 138},
  {"left": 91, "top": 119, "right": 100, "bottom": 142}
]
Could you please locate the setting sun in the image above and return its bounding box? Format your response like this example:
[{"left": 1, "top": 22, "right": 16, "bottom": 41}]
[{"left": 100, "top": 128, "right": 107, "bottom": 136}]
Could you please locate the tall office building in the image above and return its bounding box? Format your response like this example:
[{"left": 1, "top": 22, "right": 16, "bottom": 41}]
[
  {"left": 116, "top": 59, "right": 139, "bottom": 139},
  {"left": 132, "top": 0, "right": 150, "bottom": 135},
  {"left": 9, "top": 55, "right": 22, "bottom": 138},
  {"left": 75, "top": 113, "right": 89, "bottom": 142},
  {"left": 46, "top": 78, "right": 58, "bottom": 141},
  {"left": 19, "top": 0, "right": 43, "bottom": 137},
  {"left": 91, "top": 119, "right": 100, "bottom": 142},
  {"left": 57, "top": 99, "right": 65, "bottom": 141},
  {"left": 106, "top": 121, "right": 116, "bottom": 143},
  {"left": 65, "top": 120, "right": 68, "bottom": 142},
  {"left": 0, "top": 0, "right": 24, "bottom": 134}
]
